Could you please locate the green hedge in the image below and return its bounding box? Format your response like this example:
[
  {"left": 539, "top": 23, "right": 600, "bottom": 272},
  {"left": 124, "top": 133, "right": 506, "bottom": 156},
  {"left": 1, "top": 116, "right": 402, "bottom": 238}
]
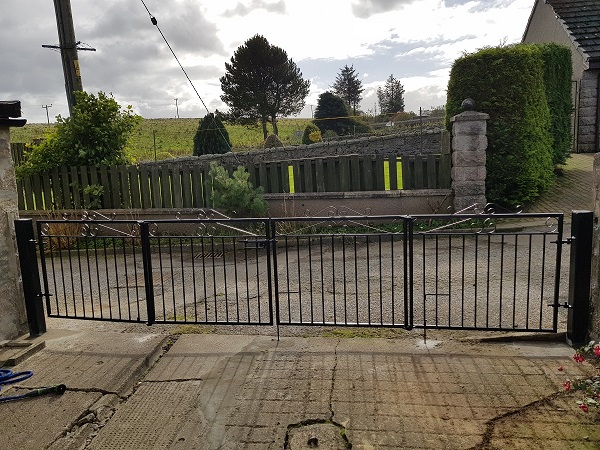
[
  {"left": 538, "top": 43, "right": 573, "bottom": 165},
  {"left": 446, "top": 45, "right": 557, "bottom": 207}
]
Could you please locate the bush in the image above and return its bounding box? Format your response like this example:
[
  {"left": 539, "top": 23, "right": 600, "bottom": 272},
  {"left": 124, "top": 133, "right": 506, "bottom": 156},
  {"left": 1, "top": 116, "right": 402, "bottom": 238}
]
[
  {"left": 351, "top": 119, "right": 371, "bottom": 134},
  {"left": 209, "top": 162, "right": 267, "bottom": 217},
  {"left": 446, "top": 45, "right": 554, "bottom": 207},
  {"left": 313, "top": 92, "right": 353, "bottom": 136},
  {"left": 302, "top": 123, "right": 322, "bottom": 144},
  {"left": 17, "top": 91, "right": 140, "bottom": 178},
  {"left": 263, "top": 134, "right": 284, "bottom": 149},
  {"left": 193, "top": 112, "right": 232, "bottom": 156}
]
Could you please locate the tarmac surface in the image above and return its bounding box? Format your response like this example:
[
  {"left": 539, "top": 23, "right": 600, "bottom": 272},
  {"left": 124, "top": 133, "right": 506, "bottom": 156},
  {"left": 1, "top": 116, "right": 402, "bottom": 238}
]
[{"left": 0, "top": 153, "right": 599, "bottom": 450}]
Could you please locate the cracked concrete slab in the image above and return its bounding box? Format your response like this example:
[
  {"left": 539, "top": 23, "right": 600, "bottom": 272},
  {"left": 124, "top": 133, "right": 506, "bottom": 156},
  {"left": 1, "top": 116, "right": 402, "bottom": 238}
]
[
  {"left": 68, "top": 334, "right": 597, "bottom": 449},
  {"left": 10, "top": 329, "right": 166, "bottom": 396},
  {"left": 2, "top": 331, "right": 597, "bottom": 449},
  {"left": 0, "top": 390, "right": 102, "bottom": 450}
]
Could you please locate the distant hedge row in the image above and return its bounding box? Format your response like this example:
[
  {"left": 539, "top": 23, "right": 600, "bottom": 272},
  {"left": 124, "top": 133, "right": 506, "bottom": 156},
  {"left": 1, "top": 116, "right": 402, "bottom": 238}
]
[{"left": 446, "top": 44, "right": 572, "bottom": 207}]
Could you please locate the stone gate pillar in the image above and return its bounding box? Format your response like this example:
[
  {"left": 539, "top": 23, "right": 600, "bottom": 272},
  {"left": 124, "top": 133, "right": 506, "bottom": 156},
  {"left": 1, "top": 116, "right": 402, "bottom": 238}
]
[
  {"left": 0, "top": 101, "right": 27, "bottom": 340},
  {"left": 450, "top": 99, "right": 489, "bottom": 211}
]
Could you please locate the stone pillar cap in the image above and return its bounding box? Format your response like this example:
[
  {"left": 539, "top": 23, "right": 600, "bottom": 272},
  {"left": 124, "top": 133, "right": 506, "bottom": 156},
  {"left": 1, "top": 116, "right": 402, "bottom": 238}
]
[{"left": 450, "top": 110, "right": 490, "bottom": 122}]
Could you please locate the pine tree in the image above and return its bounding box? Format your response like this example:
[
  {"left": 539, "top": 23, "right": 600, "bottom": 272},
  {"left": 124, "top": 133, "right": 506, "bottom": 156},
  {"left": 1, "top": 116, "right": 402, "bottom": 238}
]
[
  {"left": 220, "top": 34, "right": 310, "bottom": 139},
  {"left": 377, "top": 74, "right": 405, "bottom": 115},
  {"left": 332, "top": 65, "right": 364, "bottom": 115}
]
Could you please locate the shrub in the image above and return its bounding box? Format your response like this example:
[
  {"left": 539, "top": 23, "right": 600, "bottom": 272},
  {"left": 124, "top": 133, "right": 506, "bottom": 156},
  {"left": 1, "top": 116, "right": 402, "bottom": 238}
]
[
  {"left": 322, "top": 130, "right": 338, "bottom": 140},
  {"left": 83, "top": 184, "right": 104, "bottom": 210},
  {"left": 17, "top": 91, "right": 140, "bottom": 178},
  {"left": 351, "top": 119, "right": 371, "bottom": 134},
  {"left": 263, "top": 134, "right": 284, "bottom": 149},
  {"left": 209, "top": 162, "right": 267, "bottom": 217},
  {"left": 313, "top": 92, "right": 354, "bottom": 136},
  {"left": 302, "top": 123, "right": 322, "bottom": 144},
  {"left": 446, "top": 45, "right": 554, "bottom": 207},
  {"left": 193, "top": 112, "right": 232, "bottom": 156}
]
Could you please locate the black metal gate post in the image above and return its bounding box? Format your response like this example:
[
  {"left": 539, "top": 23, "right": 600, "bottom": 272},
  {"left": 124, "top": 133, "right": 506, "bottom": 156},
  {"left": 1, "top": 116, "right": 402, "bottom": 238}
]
[
  {"left": 567, "top": 210, "right": 594, "bottom": 346},
  {"left": 14, "top": 218, "right": 46, "bottom": 336},
  {"left": 140, "top": 221, "right": 156, "bottom": 325}
]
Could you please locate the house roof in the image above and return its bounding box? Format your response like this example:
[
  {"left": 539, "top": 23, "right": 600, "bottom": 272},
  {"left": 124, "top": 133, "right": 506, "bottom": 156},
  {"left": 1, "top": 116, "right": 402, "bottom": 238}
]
[{"left": 546, "top": 0, "right": 600, "bottom": 63}]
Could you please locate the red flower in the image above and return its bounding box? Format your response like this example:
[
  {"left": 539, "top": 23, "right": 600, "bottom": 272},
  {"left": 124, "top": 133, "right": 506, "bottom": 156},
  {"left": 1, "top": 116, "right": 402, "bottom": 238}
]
[
  {"left": 579, "top": 404, "right": 588, "bottom": 412},
  {"left": 563, "top": 381, "right": 571, "bottom": 391},
  {"left": 573, "top": 353, "right": 585, "bottom": 363},
  {"left": 558, "top": 365, "right": 564, "bottom": 371},
  {"left": 593, "top": 346, "right": 600, "bottom": 357}
]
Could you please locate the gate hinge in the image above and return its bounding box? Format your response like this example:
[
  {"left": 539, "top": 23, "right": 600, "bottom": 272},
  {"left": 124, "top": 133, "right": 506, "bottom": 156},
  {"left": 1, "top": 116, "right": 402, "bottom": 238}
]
[{"left": 548, "top": 302, "right": 571, "bottom": 309}]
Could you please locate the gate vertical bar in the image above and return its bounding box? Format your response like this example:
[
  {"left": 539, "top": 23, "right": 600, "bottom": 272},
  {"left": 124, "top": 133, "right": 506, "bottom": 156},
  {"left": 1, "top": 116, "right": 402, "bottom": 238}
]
[
  {"left": 567, "top": 211, "right": 593, "bottom": 345},
  {"left": 140, "top": 221, "right": 156, "bottom": 325},
  {"left": 551, "top": 214, "right": 565, "bottom": 332},
  {"left": 15, "top": 218, "right": 46, "bottom": 335},
  {"left": 404, "top": 216, "right": 414, "bottom": 330},
  {"left": 269, "top": 218, "right": 280, "bottom": 339}
]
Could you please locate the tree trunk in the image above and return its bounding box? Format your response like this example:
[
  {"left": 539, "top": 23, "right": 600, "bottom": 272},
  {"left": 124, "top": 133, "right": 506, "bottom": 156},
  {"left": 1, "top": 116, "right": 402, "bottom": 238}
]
[
  {"left": 261, "top": 119, "right": 268, "bottom": 140},
  {"left": 271, "top": 116, "right": 279, "bottom": 136}
]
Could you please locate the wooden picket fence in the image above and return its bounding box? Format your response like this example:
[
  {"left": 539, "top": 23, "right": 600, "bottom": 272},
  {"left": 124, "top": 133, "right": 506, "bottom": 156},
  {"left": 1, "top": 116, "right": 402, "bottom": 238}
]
[
  {"left": 10, "top": 143, "right": 27, "bottom": 167},
  {"left": 15, "top": 153, "right": 451, "bottom": 211}
]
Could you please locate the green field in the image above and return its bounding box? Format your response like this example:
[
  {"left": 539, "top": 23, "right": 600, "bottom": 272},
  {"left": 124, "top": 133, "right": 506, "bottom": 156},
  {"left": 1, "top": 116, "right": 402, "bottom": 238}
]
[{"left": 10, "top": 117, "right": 313, "bottom": 162}]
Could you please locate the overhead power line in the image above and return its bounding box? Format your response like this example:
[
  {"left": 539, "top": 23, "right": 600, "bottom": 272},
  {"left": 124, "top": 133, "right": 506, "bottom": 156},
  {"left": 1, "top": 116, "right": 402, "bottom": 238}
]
[{"left": 138, "top": 0, "right": 232, "bottom": 152}]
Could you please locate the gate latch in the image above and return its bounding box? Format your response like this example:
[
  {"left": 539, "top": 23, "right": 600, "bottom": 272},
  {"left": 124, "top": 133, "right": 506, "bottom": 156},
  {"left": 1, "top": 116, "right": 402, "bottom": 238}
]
[
  {"left": 242, "top": 239, "right": 268, "bottom": 249},
  {"left": 552, "top": 237, "right": 574, "bottom": 245},
  {"left": 548, "top": 302, "right": 572, "bottom": 309}
]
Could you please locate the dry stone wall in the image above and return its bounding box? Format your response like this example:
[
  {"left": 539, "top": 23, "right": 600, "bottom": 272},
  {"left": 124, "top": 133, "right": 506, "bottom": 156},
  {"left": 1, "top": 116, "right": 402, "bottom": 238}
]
[{"left": 140, "top": 129, "right": 445, "bottom": 169}]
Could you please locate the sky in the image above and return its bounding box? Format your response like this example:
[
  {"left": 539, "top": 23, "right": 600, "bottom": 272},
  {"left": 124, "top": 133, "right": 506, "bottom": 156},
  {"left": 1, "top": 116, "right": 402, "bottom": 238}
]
[{"left": 1, "top": 0, "right": 535, "bottom": 124}]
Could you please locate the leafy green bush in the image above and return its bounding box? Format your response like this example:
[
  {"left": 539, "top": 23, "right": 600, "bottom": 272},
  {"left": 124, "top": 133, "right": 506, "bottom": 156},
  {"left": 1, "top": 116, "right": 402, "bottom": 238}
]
[
  {"left": 209, "top": 162, "right": 267, "bottom": 217},
  {"left": 263, "top": 134, "right": 284, "bottom": 149},
  {"left": 193, "top": 112, "right": 232, "bottom": 156},
  {"left": 302, "top": 123, "right": 322, "bottom": 144},
  {"left": 17, "top": 91, "right": 140, "bottom": 178},
  {"left": 82, "top": 184, "right": 104, "bottom": 209},
  {"left": 446, "top": 45, "right": 554, "bottom": 207}
]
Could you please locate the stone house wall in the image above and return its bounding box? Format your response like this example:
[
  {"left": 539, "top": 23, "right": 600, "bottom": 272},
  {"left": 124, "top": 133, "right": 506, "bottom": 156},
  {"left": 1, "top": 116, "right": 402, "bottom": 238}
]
[{"left": 577, "top": 70, "right": 600, "bottom": 153}]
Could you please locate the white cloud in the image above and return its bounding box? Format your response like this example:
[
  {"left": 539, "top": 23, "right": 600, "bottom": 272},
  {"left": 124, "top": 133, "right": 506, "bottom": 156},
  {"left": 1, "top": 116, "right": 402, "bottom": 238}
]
[{"left": 0, "top": 0, "right": 533, "bottom": 123}]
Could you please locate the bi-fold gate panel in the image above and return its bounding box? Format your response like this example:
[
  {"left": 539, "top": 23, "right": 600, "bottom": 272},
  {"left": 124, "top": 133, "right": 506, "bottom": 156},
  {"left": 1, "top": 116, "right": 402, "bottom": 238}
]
[{"left": 29, "top": 212, "right": 565, "bottom": 333}]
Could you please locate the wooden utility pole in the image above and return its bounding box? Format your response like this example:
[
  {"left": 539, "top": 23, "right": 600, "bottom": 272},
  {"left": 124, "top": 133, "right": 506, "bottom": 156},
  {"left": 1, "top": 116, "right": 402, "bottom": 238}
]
[
  {"left": 48, "top": 0, "right": 83, "bottom": 115},
  {"left": 42, "top": 104, "right": 53, "bottom": 124}
]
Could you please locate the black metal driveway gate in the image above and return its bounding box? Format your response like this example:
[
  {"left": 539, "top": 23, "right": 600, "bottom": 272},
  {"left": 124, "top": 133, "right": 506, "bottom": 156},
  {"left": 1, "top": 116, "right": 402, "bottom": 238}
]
[{"left": 18, "top": 210, "right": 566, "bottom": 334}]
